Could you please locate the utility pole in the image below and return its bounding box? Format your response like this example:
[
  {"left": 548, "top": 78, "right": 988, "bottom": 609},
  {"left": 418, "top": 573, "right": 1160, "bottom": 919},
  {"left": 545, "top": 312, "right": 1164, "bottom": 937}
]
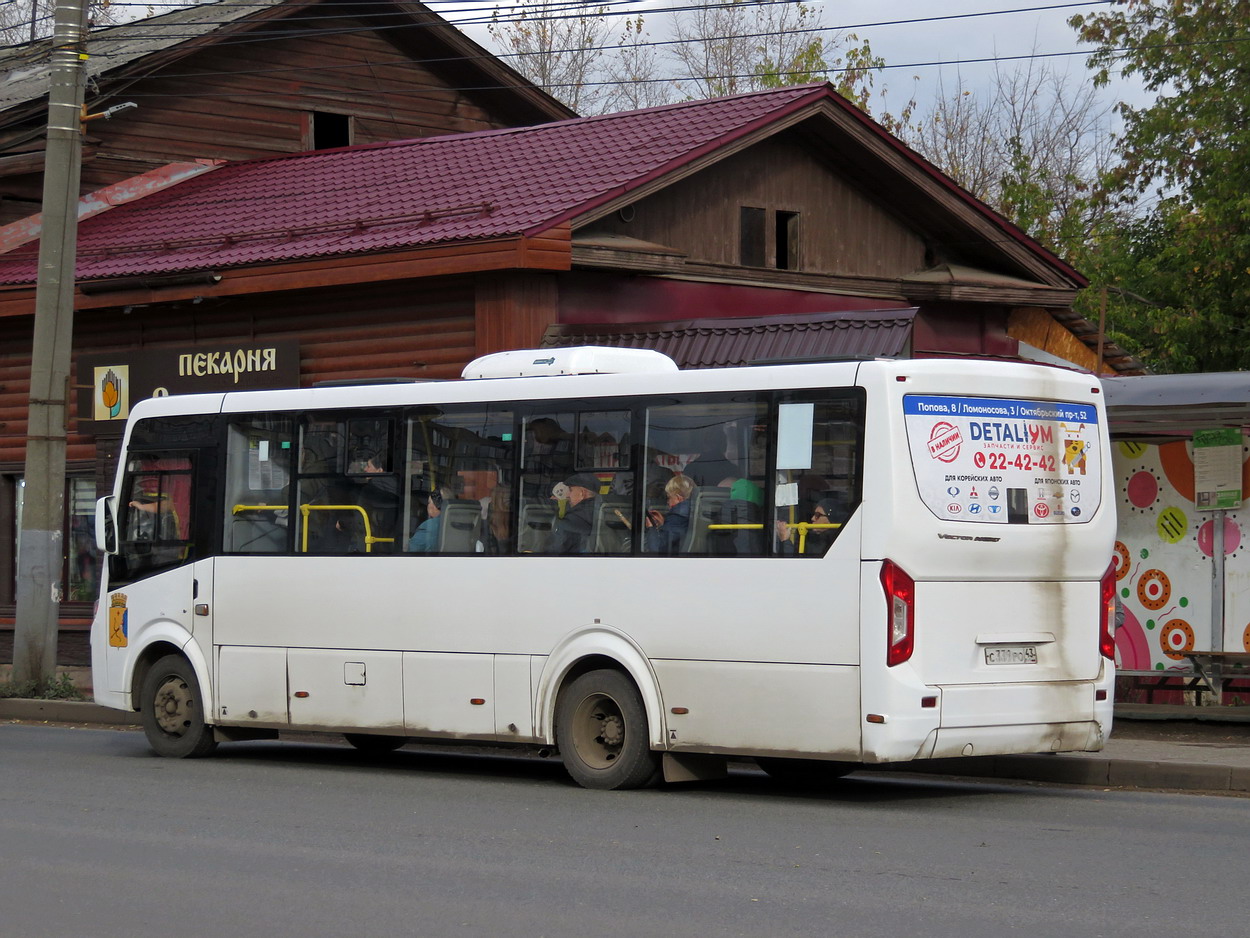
[{"left": 12, "top": 0, "right": 90, "bottom": 688}]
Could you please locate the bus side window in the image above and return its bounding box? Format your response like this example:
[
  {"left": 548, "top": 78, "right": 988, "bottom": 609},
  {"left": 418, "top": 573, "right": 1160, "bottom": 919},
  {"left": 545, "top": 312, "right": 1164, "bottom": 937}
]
[
  {"left": 223, "top": 416, "right": 293, "bottom": 553},
  {"left": 773, "top": 394, "right": 865, "bottom": 556},
  {"left": 293, "top": 415, "right": 397, "bottom": 555},
  {"left": 407, "top": 407, "right": 514, "bottom": 554},
  {"left": 643, "top": 398, "right": 768, "bottom": 556}
]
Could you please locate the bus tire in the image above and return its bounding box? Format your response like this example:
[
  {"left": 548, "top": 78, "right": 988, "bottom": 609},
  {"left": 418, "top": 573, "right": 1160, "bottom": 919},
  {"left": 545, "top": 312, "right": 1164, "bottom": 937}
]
[
  {"left": 140, "top": 654, "right": 217, "bottom": 759},
  {"left": 756, "top": 757, "right": 856, "bottom": 787},
  {"left": 555, "top": 669, "right": 661, "bottom": 790},
  {"left": 344, "top": 733, "right": 407, "bottom": 754}
]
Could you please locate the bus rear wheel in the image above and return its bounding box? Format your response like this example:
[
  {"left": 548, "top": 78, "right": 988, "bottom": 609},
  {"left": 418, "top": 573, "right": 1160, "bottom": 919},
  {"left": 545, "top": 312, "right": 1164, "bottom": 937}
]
[
  {"left": 556, "top": 669, "right": 661, "bottom": 790},
  {"left": 140, "top": 654, "right": 217, "bottom": 759},
  {"left": 756, "top": 757, "right": 855, "bottom": 787},
  {"left": 344, "top": 733, "right": 407, "bottom": 754}
]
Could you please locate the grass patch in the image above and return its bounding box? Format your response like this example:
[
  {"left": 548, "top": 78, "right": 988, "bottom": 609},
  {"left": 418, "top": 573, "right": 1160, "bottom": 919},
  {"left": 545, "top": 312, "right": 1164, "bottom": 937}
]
[{"left": 0, "top": 673, "right": 85, "bottom": 700}]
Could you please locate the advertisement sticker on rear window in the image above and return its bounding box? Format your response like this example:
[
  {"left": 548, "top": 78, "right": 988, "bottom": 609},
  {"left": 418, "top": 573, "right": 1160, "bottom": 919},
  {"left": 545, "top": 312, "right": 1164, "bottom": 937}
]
[{"left": 903, "top": 395, "right": 1100, "bottom": 524}]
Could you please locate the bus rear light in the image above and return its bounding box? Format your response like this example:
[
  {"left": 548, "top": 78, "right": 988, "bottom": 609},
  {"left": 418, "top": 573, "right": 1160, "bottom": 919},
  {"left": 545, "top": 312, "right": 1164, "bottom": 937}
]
[
  {"left": 1098, "top": 561, "right": 1116, "bottom": 660},
  {"left": 880, "top": 559, "right": 916, "bottom": 666},
  {"left": 921, "top": 696, "right": 937, "bottom": 709}
]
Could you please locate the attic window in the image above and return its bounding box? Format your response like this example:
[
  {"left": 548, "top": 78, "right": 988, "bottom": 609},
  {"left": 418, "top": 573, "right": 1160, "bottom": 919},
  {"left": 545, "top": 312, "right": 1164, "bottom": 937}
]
[
  {"left": 740, "top": 207, "right": 766, "bottom": 267},
  {"left": 776, "top": 211, "right": 800, "bottom": 270},
  {"left": 739, "top": 207, "right": 801, "bottom": 270},
  {"left": 310, "top": 112, "right": 352, "bottom": 150}
]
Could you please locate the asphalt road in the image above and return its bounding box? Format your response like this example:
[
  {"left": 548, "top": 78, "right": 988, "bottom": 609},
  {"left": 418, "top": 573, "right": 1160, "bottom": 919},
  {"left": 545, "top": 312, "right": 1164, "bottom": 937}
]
[{"left": 2, "top": 724, "right": 1247, "bottom": 937}]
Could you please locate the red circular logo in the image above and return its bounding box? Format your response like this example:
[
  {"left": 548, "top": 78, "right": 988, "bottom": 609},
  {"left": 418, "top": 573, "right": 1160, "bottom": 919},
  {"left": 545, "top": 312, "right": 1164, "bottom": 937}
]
[
  {"left": 1033, "top": 503, "right": 1050, "bottom": 518},
  {"left": 927, "top": 422, "right": 963, "bottom": 463}
]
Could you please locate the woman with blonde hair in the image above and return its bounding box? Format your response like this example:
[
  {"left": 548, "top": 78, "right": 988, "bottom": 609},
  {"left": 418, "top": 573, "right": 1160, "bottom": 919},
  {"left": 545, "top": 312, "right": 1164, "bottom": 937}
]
[{"left": 645, "top": 474, "right": 695, "bottom": 555}]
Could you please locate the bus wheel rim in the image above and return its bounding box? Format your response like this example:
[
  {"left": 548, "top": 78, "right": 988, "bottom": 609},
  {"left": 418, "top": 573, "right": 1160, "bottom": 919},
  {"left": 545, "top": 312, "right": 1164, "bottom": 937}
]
[
  {"left": 571, "top": 693, "right": 625, "bottom": 770},
  {"left": 153, "top": 676, "right": 194, "bottom": 736}
]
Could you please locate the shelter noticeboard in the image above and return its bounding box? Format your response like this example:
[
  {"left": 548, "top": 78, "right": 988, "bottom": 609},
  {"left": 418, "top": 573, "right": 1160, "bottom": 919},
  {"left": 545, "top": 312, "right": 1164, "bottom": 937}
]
[{"left": 1193, "top": 428, "right": 1243, "bottom": 510}]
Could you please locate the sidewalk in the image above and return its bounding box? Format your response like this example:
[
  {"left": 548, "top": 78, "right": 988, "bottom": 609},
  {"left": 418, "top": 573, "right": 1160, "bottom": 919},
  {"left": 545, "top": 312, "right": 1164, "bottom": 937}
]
[
  {"left": 3, "top": 696, "right": 1247, "bottom": 794},
  {"left": 886, "top": 706, "right": 1250, "bottom": 794}
]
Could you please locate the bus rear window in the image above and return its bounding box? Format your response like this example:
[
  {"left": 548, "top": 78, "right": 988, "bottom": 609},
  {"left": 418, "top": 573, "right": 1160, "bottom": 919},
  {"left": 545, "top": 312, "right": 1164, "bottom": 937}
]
[{"left": 903, "top": 394, "right": 1100, "bottom": 524}]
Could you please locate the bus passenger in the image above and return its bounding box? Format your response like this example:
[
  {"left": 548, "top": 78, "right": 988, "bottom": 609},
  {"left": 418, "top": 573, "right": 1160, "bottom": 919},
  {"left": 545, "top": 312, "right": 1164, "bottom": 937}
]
[
  {"left": 549, "top": 473, "right": 599, "bottom": 554},
  {"left": 645, "top": 474, "right": 694, "bottom": 555},
  {"left": 776, "top": 497, "right": 841, "bottom": 555},
  {"left": 485, "top": 484, "right": 513, "bottom": 554},
  {"left": 347, "top": 450, "right": 399, "bottom": 552},
  {"left": 408, "top": 490, "right": 446, "bottom": 553},
  {"left": 684, "top": 426, "right": 741, "bottom": 487}
]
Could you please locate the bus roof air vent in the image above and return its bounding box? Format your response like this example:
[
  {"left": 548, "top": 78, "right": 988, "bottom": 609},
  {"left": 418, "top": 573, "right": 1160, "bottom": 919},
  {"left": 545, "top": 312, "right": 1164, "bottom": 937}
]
[{"left": 462, "top": 346, "right": 679, "bottom": 379}]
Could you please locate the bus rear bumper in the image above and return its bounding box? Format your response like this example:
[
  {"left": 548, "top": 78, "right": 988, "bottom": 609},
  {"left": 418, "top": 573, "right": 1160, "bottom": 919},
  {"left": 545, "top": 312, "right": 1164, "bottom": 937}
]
[
  {"left": 922, "top": 719, "right": 1105, "bottom": 761},
  {"left": 862, "top": 679, "right": 1109, "bottom": 762}
]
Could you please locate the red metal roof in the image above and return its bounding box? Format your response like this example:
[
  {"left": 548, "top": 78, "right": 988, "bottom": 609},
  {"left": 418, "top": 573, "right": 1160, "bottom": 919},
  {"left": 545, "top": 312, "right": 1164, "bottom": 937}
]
[
  {"left": 542, "top": 309, "right": 917, "bottom": 368},
  {"left": 0, "top": 84, "right": 830, "bottom": 286}
]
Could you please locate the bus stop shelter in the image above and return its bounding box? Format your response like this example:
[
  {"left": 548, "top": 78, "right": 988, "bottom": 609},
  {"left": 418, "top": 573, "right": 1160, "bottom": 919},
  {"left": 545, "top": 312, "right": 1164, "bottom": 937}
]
[{"left": 1101, "top": 372, "right": 1250, "bottom": 701}]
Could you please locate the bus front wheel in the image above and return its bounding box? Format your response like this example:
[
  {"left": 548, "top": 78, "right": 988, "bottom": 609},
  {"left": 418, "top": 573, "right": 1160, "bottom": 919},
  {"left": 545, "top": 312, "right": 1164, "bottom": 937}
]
[
  {"left": 555, "top": 669, "right": 661, "bottom": 790},
  {"left": 140, "top": 654, "right": 217, "bottom": 759}
]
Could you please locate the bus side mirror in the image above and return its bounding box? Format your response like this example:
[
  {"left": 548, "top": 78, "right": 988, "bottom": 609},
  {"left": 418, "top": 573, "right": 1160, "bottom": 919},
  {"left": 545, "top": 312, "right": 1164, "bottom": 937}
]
[{"left": 95, "top": 496, "right": 118, "bottom": 554}]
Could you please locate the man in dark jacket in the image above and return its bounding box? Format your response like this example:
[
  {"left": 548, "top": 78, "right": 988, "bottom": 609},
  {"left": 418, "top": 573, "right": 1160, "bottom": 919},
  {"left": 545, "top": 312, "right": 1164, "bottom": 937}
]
[{"left": 550, "top": 473, "right": 600, "bottom": 554}]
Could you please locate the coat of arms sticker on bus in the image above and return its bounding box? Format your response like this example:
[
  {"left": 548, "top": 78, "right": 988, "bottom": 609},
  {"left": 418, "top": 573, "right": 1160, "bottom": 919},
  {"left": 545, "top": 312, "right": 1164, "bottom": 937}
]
[{"left": 108, "top": 593, "right": 128, "bottom": 648}]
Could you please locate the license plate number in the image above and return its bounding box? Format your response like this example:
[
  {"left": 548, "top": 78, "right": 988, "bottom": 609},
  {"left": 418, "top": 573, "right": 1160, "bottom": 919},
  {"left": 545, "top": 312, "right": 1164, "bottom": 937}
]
[{"left": 984, "top": 645, "right": 1038, "bottom": 665}]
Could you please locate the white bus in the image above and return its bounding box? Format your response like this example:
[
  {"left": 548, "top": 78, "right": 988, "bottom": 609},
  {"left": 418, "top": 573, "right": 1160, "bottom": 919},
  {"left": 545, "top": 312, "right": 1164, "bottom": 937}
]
[{"left": 91, "top": 348, "right": 1117, "bottom": 789}]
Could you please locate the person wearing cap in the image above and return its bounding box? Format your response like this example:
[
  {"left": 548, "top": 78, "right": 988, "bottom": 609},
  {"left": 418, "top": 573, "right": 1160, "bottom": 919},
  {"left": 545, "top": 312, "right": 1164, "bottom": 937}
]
[
  {"left": 775, "top": 497, "right": 842, "bottom": 555},
  {"left": 549, "top": 472, "right": 600, "bottom": 554}
]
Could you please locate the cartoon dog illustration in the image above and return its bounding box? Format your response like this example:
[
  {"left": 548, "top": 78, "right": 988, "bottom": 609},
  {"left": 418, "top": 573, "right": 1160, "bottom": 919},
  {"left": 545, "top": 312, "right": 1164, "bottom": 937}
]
[{"left": 1063, "top": 439, "right": 1087, "bottom": 475}]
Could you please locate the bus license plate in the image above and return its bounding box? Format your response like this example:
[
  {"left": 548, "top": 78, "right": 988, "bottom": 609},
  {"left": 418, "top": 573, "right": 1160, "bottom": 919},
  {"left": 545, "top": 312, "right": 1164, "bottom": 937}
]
[{"left": 984, "top": 645, "right": 1038, "bottom": 666}]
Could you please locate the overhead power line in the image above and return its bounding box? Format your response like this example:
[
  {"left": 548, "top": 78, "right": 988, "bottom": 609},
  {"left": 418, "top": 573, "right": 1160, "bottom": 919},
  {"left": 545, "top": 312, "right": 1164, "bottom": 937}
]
[
  {"left": 14, "top": 1, "right": 1118, "bottom": 52},
  {"left": 83, "top": 40, "right": 1193, "bottom": 101}
]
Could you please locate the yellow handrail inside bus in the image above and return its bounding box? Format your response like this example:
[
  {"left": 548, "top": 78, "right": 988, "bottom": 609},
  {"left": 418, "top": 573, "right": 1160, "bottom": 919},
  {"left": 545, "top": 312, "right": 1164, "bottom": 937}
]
[
  {"left": 230, "top": 503, "right": 394, "bottom": 553},
  {"left": 706, "top": 521, "right": 842, "bottom": 554},
  {"left": 299, "top": 504, "right": 394, "bottom": 553}
]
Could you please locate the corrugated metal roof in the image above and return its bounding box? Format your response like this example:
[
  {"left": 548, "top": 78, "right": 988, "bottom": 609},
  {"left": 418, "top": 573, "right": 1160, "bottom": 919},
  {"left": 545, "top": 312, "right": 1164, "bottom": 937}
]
[
  {"left": 541, "top": 309, "right": 917, "bottom": 368},
  {"left": 1102, "top": 372, "right": 1250, "bottom": 438},
  {"left": 0, "top": 0, "right": 290, "bottom": 113},
  {"left": 0, "top": 84, "right": 830, "bottom": 285}
]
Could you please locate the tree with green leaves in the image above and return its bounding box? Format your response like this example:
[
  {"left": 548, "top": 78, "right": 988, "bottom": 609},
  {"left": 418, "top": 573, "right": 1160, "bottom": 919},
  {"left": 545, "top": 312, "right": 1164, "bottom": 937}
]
[
  {"left": 1070, "top": 0, "right": 1250, "bottom": 372},
  {"left": 900, "top": 59, "right": 1116, "bottom": 257}
]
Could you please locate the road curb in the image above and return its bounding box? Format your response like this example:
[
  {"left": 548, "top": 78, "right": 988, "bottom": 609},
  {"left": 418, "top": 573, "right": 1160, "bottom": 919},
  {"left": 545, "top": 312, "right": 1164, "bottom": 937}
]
[
  {"left": 0, "top": 698, "right": 141, "bottom": 727},
  {"left": 886, "top": 753, "right": 1249, "bottom": 794}
]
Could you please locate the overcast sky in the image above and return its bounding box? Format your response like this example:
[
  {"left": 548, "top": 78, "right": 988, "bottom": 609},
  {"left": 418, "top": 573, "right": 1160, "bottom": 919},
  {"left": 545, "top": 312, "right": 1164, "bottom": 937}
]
[{"left": 429, "top": 0, "right": 1142, "bottom": 116}]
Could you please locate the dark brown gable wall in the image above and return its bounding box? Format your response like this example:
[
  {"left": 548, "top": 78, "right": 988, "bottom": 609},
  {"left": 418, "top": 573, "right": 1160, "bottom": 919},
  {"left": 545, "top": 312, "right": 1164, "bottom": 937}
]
[
  {"left": 0, "top": 277, "right": 475, "bottom": 468},
  {"left": 1, "top": 22, "right": 519, "bottom": 224},
  {"left": 585, "top": 133, "right": 928, "bottom": 279}
]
